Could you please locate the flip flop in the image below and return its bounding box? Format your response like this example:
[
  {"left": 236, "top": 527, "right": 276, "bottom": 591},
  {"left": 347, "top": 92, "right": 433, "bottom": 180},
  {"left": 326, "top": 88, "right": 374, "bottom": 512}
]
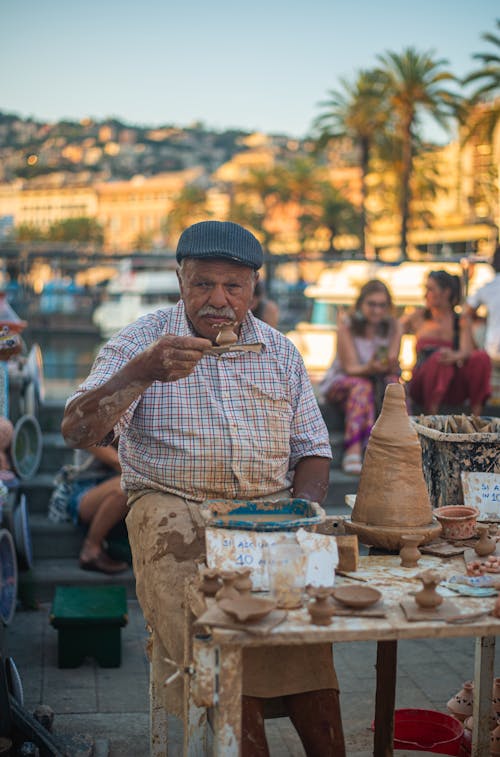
[
  {"left": 342, "top": 453, "right": 362, "bottom": 475},
  {"left": 79, "top": 552, "right": 129, "bottom": 575}
]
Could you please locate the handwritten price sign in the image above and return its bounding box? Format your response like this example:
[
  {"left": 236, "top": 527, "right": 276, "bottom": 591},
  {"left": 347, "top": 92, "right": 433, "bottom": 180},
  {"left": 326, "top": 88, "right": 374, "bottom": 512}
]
[{"left": 461, "top": 472, "right": 500, "bottom": 520}]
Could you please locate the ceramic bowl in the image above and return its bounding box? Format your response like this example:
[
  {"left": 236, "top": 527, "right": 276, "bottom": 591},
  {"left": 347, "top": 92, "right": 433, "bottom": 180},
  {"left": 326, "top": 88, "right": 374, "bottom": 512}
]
[
  {"left": 331, "top": 585, "right": 382, "bottom": 609},
  {"left": 218, "top": 596, "right": 276, "bottom": 623},
  {"left": 433, "top": 505, "right": 480, "bottom": 541}
]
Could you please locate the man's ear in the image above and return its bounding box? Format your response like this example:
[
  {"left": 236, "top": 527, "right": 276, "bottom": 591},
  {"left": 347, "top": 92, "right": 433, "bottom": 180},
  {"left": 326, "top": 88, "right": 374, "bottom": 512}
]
[{"left": 176, "top": 268, "right": 184, "bottom": 298}]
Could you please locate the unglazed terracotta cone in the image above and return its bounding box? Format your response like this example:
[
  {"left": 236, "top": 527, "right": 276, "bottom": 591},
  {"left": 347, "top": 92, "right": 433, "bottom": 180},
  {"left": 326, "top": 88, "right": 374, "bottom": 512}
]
[{"left": 352, "top": 383, "right": 432, "bottom": 528}]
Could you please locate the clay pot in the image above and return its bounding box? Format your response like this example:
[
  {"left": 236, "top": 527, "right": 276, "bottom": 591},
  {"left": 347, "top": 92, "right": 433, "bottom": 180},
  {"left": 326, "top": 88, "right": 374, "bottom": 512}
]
[
  {"left": 215, "top": 571, "right": 240, "bottom": 602},
  {"left": 433, "top": 505, "right": 479, "bottom": 541},
  {"left": 199, "top": 568, "right": 221, "bottom": 597},
  {"left": 474, "top": 523, "right": 497, "bottom": 557},
  {"left": 307, "top": 587, "right": 335, "bottom": 626},
  {"left": 346, "top": 383, "right": 441, "bottom": 550},
  {"left": 233, "top": 568, "right": 253, "bottom": 595},
  {"left": 447, "top": 681, "right": 474, "bottom": 722},
  {"left": 399, "top": 534, "right": 422, "bottom": 568},
  {"left": 414, "top": 569, "right": 443, "bottom": 609}
]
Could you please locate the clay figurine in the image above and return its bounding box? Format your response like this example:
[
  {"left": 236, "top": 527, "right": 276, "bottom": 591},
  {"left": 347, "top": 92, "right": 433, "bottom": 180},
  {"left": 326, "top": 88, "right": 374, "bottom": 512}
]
[
  {"left": 199, "top": 567, "right": 222, "bottom": 597},
  {"left": 215, "top": 570, "right": 240, "bottom": 601},
  {"left": 474, "top": 523, "right": 496, "bottom": 557},
  {"left": 414, "top": 569, "right": 443, "bottom": 609},
  {"left": 233, "top": 568, "right": 253, "bottom": 595},
  {"left": 216, "top": 324, "right": 238, "bottom": 346},
  {"left": 307, "top": 586, "right": 335, "bottom": 626}
]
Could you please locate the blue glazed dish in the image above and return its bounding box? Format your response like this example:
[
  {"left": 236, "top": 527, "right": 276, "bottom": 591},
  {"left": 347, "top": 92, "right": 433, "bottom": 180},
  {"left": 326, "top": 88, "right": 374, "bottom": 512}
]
[{"left": 201, "top": 497, "right": 325, "bottom": 531}]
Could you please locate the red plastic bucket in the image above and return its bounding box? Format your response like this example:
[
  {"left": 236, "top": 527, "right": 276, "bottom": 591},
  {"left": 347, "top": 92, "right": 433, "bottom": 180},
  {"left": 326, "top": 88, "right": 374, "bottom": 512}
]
[{"left": 372, "top": 709, "right": 465, "bottom": 755}]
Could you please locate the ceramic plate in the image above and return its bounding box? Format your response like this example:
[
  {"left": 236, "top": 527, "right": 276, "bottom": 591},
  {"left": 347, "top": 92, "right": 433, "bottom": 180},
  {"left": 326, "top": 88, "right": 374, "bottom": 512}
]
[
  {"left": 332, "top": 585, "right": 382, "bottom": 609},
  {"left": 11, "top": 414, "right": 43, "bottom": 480},
  {"left": 0, "top": 528, "right": 18, "bottom": 625}
]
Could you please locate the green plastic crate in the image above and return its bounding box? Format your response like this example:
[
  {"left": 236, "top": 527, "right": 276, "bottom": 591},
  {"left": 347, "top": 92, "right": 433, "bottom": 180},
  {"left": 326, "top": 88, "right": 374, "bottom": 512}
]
[{"left": 50, "top": 585, "right": 128, "bottom": 668}]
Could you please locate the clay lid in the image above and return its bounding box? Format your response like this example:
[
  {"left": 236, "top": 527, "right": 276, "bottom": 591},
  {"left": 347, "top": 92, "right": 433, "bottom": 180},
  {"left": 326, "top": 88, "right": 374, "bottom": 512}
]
[{"left": 352, "top": 383, "right": 433, "bottom": 529}]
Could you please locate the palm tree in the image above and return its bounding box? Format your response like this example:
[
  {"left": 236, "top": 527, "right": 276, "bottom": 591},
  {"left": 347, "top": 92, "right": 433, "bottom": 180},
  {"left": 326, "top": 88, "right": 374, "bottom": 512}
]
[
  {"left": 375, "top": 48, "right": 459, "bottom": 259},
  {"left": 462, "top": 19, "right": 500, "bottom": 144},
  {"left": 312, "top": 69, "right": 388, "bottom": 256}
]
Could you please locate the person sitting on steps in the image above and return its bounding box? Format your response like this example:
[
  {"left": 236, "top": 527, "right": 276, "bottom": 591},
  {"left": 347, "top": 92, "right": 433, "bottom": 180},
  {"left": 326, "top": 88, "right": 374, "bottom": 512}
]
[{"left": 320, "top": 279, "right": 402, "bottom": 475}]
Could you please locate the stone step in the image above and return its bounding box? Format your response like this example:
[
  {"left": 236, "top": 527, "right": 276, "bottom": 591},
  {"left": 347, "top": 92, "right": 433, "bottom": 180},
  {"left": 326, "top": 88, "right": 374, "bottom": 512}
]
[
  {"left": 20, "top": 472, "right": 55, "bottom": 514},
  {"left": 37, "top": 398, "right": 66, "bottom": 432},
  {"left": 19, "top": 558, "right": 136, "bottom": 605},
  {"left": 39, "top": 431, "right": 74, "bottom": 474},
  {"left": 29, "top": 514, "right": 84, "bottom": 559}
]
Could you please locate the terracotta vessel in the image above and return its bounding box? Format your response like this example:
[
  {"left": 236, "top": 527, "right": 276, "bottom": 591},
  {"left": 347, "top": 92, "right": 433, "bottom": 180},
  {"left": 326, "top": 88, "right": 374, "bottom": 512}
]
[
  {"left": 399, "top": 534, "right": 422, "bottom": 568},
  {"left": 447, "top": 681, "right": 474, "bottom": 722},
  {"left": 199, "top": 568, "right": 221, "bottom": 597},
  {"left": 414, "top": 569, "right": 443, "bottom": 609},
  {"left": 434, "top": 505, "right": 479, "bottom": 541},
  {"left": 233, "top": 568, "right": 253, "bottom": 595},
  {"left": 218, "top": 596, "right": 276, "bottom": 623},
  {"left": 307, "top": 587, "right": 335, "bottom": 626},
  {"left": 331, "top": 585, "right": 381, "bottom": 609},
  {"left": 215, "top": 571, "right": 240, "bottom": 601},
  {"left": 474, "top": 523, "right": 497, "bottom": 557},
  {"left": 491, "top": 720, "right": 500, "bottom": 755},
  {"left": 346, "top": 383, "right": 441, "bottom": 550}
]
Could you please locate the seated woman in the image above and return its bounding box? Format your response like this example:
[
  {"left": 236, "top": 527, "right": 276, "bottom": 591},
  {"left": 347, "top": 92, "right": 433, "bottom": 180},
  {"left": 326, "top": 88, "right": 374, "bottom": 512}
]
[
  {"left": 402, "top": 269, "right": 491, "bottom": 416},
  {"left": 50, "top": 442, "right": 129, "bottom": 574},
  {"left": 320, "top": 279, "right": 402, "bottom": 474}
]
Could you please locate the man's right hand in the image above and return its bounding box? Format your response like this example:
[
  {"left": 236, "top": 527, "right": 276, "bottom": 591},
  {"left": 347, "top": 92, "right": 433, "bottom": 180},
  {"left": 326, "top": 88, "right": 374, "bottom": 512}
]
[{"left": 142, "top": 335, "right": 212, "bottom": 382}]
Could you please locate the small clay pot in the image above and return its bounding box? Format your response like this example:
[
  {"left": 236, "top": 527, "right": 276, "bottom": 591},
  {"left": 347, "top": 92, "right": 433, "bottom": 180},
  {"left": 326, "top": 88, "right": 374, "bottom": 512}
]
[
  {"left": 199, "top": 568, "right": 221, "bottom": 597},
  {"left": 233, "top": 568, "right": 253, "bottom": 595},
  {"left": 474, "top": 524, "right": 497, "bottom": 557},
  {"left": 215, "top": 571, "right": 240, "bottom": 602},
  {"left": 414, "top": 569, "right": 443, "bottom": 609},
  {"left": 433, "top": 505, "right": 479, "bottom": 541},
  {"left": 447, "top": 680, "right": 474, "bottom": 722},
  {"left": 307, "top": 587, "right": 335, "bottom": 626},
  {"left": 399, "top": 534, "right": 422, "bottom": 568}
]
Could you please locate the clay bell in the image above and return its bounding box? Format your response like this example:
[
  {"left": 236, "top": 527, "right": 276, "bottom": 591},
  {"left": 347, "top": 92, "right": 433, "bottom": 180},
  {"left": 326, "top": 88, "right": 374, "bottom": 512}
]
[{"left": 346, "top": 383, "right": 442, "bottom": 550}]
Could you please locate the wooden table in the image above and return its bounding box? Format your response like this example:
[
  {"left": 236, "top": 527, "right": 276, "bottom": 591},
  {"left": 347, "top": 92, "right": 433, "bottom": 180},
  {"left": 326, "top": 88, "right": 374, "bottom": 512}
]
[{"left": 184, "top": 554, "right": 500, "bottom": 756}]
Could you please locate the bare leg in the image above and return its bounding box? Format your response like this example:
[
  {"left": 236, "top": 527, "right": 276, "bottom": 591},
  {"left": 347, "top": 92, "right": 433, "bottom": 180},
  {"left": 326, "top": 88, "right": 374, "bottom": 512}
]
[
  {"left": 284, "top": 688, "right": 346, "bottom": 757},
  {"left": 78, "top": 477, "right": 129, "bottom": 572}
]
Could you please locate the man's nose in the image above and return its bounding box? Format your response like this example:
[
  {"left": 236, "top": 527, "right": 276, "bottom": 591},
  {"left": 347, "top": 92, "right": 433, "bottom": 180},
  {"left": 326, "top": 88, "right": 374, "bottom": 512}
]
[{"left": 208, "top": 285, "right": 229, "bottom": 308}]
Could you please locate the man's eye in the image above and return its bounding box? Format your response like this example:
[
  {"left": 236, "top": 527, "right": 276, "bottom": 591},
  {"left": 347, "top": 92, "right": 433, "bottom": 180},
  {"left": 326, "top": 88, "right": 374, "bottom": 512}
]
[
  {"left": 226, "top": 284, "right": 241, "bottom": 292},
  {"left": 195, "top": 282, "right": 211, "bottom": 289}
]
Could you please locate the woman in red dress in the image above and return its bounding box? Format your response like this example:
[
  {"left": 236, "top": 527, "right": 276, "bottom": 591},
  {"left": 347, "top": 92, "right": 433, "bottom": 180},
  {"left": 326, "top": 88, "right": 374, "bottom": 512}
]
[{"left": 403, "top": 270, "right": 491, "bottom": 415}]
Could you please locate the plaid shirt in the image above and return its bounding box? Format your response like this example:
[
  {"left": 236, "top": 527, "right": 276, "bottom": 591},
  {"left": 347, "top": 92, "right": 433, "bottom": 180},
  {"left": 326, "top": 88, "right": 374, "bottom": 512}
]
[{"left": 69, "top": 301, "right": 331, "bottom": 501}]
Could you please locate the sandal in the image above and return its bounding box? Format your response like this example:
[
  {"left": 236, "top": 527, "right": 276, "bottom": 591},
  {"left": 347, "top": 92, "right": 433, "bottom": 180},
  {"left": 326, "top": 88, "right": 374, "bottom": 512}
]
[{"left": 342, "top": 452, "right": 362, "bottom": 475}]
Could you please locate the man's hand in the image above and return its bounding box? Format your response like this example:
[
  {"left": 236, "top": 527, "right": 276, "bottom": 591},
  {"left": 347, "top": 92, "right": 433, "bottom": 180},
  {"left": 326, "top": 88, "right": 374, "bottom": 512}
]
[{"left": 142, "top": 335, "right": 212, "bottom": 382}]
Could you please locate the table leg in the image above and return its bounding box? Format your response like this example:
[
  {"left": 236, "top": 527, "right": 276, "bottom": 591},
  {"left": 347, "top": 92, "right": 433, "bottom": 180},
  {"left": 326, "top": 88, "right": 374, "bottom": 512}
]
[
  {"left": 471, "top": 635, "right": 496, "bottom": 757},
  {"left": 212, "top": 645, "right": 242, "bottom": 757},
  {"left": 373, "top": 640, "right": 397, "bottom": 757}
]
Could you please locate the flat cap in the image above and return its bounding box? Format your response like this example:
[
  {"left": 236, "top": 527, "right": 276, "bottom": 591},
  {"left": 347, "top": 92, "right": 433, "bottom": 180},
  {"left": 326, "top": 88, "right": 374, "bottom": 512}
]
[{"left": 176, "top": 220, "right": 263, "bottom": 270}]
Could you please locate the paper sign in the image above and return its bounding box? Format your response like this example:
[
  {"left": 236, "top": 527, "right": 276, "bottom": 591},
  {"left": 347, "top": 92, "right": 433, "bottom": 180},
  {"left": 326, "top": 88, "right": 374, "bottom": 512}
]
[{"left": 461, "top": 472, "right": 500, "bottom": 520}]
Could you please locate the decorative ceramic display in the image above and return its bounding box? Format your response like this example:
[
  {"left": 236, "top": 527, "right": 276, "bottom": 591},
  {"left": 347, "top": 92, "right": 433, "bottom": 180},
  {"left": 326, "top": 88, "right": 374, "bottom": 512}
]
[
  {"left": 346, "top": 383, "right": 441, "bottom": 550},
  {"left": 474, "top": 524, "right": 497, "bottom": 557},
  {"left": 414, "top": 569, "right": 443, "bottom": 609},
  {"left": 433, "top": 505, "right": 479, "bottom": 541},
  {"left": 446, "top": 681, "right": 474, "bottom": 722},
  {"left": 399, "top": 534, "right": 422, "bottom": 568},
  {"left": 331, "top": 585, "right": 381, "bottom": 609},
  {"left": 218, "top": 595, "right": 276, "bottom": 623}
]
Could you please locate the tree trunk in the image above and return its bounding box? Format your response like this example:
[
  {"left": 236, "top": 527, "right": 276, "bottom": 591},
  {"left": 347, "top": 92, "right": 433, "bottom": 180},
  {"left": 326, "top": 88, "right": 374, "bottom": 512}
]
[{"left": 399, "top": 120, "right": 413, "bottom": 261}]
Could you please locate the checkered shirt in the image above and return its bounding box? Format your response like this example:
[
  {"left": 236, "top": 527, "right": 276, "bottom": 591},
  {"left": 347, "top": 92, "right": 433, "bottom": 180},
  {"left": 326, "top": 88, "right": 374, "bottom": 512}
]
[{"left": 69, "top": 301, "right": 332, "bottom": 501}]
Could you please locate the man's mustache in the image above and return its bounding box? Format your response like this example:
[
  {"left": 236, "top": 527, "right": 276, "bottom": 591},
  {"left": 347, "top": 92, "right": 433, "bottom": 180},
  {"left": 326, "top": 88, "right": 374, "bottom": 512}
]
[{"left": 198, "top": 306, "right": 236, "bottom": 319}]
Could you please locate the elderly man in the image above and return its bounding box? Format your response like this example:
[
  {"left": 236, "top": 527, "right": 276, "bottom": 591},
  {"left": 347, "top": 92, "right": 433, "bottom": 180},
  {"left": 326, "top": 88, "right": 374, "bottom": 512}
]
[{"left": 61, "top": 220, "right": 345, "bottom": 756}]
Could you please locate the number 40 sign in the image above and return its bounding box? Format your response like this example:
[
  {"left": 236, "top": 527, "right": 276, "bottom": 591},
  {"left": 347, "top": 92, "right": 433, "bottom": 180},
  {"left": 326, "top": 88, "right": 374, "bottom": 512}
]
[{"left": 461, "top": 472, "right": 500, "bottom": 520}]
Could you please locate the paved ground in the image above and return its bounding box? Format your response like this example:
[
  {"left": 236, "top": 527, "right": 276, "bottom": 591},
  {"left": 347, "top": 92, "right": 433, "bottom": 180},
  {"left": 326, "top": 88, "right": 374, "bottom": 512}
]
[{"left": 4, "top": 598, "right": 486, "bottom": 756}]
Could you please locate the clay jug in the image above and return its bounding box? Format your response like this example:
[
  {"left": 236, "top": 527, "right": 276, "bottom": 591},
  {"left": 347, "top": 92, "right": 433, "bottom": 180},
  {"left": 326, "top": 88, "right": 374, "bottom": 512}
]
[
  {"left": 491, "top": 720, "right": 500, "bottom": 756},
  {"left": 351, "top": 383, "right": 432, "bottom": 528},
  {"left": 474, "top": 524, "right": 496, "bottom": 557},
  {"left": 447, "top": 681, "right": 474, "bottom": 722},
  {"left": 199, "top": 568, "right": 221, "bottom": 597},
  {"left": 233, "top": 568, "right": 253, "bottom": 595},
  {"left": 307, "top": 587, "right": 335, "bottom": 626},
  {"left": 215, "top": 571, "right": 240, "bottom": 602},
  {"left": 399, "top": 534, "right": 422, "bottom": 568},
  {"left": 414, "top": 570, "right": 443, "bottom": 609}
]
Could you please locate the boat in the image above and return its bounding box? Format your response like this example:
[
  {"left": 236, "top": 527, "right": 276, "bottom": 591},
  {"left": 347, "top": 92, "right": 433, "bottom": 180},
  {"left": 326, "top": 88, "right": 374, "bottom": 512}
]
[{"left": 92, "top": 269, "right": 180, "bottom": 338}]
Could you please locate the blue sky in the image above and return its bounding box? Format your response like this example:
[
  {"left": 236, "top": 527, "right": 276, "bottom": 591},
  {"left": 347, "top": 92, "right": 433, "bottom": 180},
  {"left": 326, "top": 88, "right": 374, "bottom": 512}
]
[{"left": 0, "top": 0, "right": 497, "bottom": 142}]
